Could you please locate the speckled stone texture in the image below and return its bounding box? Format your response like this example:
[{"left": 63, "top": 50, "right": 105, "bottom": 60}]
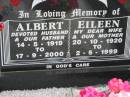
[{"left": 0, "top": 88, "right": 74, "bottom": 97}]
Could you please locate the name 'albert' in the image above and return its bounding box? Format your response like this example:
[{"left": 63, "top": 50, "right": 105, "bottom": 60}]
[{"left": 15, "top": 19, "right": 120, "bottom": 31}]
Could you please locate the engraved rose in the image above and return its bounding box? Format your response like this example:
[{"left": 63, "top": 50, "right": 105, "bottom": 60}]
[
  {"left": 118, "top": 0, "right": 127, "bottom": 4},
  {"left": 10, "top": 0, "right": 21, "bottom": 7},
  {"left": 0, "top": 22, "right": 4, "bottom": 31}
]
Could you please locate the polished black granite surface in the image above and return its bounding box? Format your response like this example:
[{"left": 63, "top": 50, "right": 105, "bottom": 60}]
[{"left": 0, "top": 70, "right": 130, "bottom": 91}]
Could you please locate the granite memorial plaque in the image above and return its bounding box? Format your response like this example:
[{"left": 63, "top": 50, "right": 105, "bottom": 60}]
[{"left": 0, "top": 0, "right": 130, "bottom": 72}]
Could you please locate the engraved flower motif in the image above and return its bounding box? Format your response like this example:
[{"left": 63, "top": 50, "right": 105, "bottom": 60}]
[
  {"left": 10, "top": 0, "right": 21, "bottom": 7},
  {"left": 0, "top": 22, "right": 4, "bottom": 31},
  {"left": 118, "top": 0, "right": 127, "bottom": 5}
]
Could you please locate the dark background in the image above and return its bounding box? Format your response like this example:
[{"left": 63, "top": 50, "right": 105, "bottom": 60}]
[{"left": 0, "top": 70, "right": 130, "bottom": 91}]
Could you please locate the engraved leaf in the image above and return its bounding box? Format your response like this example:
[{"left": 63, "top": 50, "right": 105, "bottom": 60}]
[
  {"left": 98, "top": 0, "right": 108, "bottom": 7},
  {"left": 32, "top": 0, "right": 46, "bottom": 9}
]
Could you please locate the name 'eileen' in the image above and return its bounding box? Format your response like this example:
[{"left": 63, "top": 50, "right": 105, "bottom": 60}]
[
  {"left": 78, "top": 19, "right": 120, "bottom": 29},
  {"left": 15, "top": 19, "right": 120, "bottom": 31}
]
